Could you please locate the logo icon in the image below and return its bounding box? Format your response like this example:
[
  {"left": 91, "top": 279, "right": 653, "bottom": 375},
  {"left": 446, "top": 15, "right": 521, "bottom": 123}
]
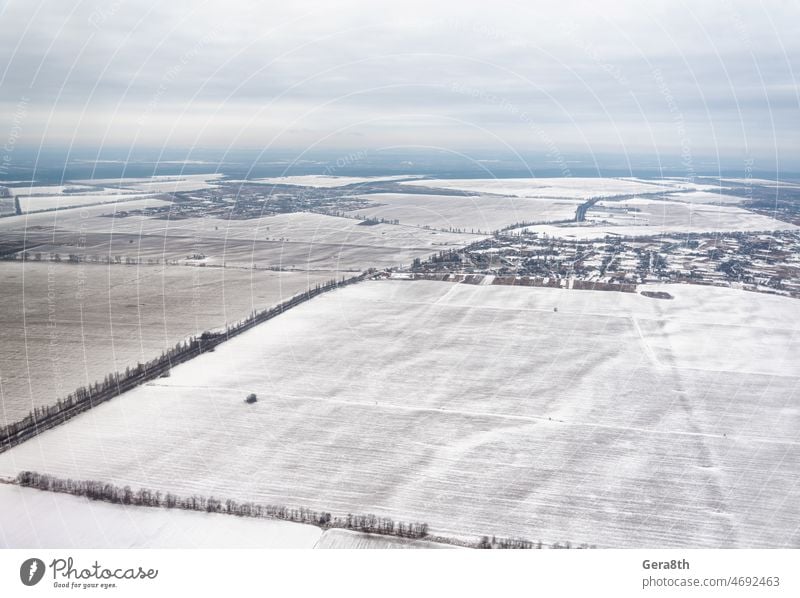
[{"left": 20, "top": 558, "right": 45, "bottom": 586}]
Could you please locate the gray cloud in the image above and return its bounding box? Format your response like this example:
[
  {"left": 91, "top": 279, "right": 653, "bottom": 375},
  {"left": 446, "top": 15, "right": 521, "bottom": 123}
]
[{"left": 0, "top": 0, "right": 798, "bottom": 166}]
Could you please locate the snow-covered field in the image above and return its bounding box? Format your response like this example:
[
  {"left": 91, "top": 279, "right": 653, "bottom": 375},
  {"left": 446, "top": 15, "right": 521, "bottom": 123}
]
[
  {"left": 1, "top": 280, "right": 796, "bottom": 548},
  {"left": 240, "top": 175, "right": 421, "bottom": 188},
  {"left": 0, "top": 197, "right": 475, "bottom": 427},
  {"left": 6, "top": 185, "right": 95, "bottom": 196},
  {"left": 0, "top": 209, "right": 472, "bottom": 272},
  {"left": 0, "top": 197, "right": 172, "bottom": 228},
  {"left": 0, "top": 485, "right": 321, "bottom": 548},
  {"left": 584, "top": 199, "right": 793, "bottom": 234},
  {"left": 406, "top": 177, "right": 676, "bottom": 198},
  {"left": 659, "top": 179, "right": 733, "bottom": 192},
  {"left": 373, "top": 177, "right": 788, "bottom": 236},
  {"left": 664, "top": 190, "right": 745, "bottom": 204},
  {"left": 62, "top": 209, "right": 469, "bottom": 246},
  {"left": 720, "top": 178, "right": 800, "bottom": 189},
  {"left": 73, "top": 174, "right": 224, "bottom": 193},
  {"left": 17, "top": 192, "right": 154, "bottom": 213},
  {"left": 0, "top": 197, "right": 15, "bottom": 215},
  {"left": 521, "top": 201, "right": 796, "bottom": 239},
  {"left": 3, "top": 179, "right": 217, "bottom": 213},
  {"left": 348, "top": 193, "right": 580, "bottom": 231},
  {"left": 0, "top": 262, "right": 332, "bottom": 424}
]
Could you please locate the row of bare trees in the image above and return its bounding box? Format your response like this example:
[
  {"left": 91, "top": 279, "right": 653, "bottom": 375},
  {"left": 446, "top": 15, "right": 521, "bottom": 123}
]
[
  {"left": 475, "top": 535, "right": 594, "bottom": 549},
  {"left": 15, "top": 471, "right": 430, "bottom": 540}
]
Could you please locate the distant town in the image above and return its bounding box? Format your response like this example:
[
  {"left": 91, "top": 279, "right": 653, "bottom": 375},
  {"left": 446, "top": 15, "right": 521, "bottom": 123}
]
[{"left": 405, "top": 228, "right": 800, "bottom": 299}]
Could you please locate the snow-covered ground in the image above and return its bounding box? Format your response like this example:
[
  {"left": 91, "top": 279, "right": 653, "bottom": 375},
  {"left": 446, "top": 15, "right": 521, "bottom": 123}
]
[
  {"left": 4, "top": 175, "right": 224, "bottom": 198},
  {"left": 348, "top": 193, "right": 580, "bottom": 231},
  {"left": 662, "top": 190, "right": 745, "bottom": 204},
  {"left": 658, "top": 179, "right": 731, "bottom": 192},
  {"left": 6, "top": 185, "right": 96, "bottom": 196},
  {"left": 0, "top": 262, "right": 333, "bottom": 424},
  {"left": 720, "top": 178, "right": 800, "bottom": 189},
  {"left": 0, "top": 207, "right": 472, "bottom": 272},
  {"left": 0, "top": 484, "right": 321, "bottom": 548},
  {"left": 240, "top": 175, "right": 422, "bottom": 188},
  {"left": 321, "top": 176, "right": 794, "bottom": 234},
  {"left": 73, "top": 174, "right": 224, "bottom": 193},
  {"left": 1, "top": 485, "right": 453, "bottom": 549},
  {"left": 584, "top": 199, "right": 793, "bottom": 232},
  {"left": 0, "top": 197, "right": 172, "bottom": 227},
  {"left": 405, "top": 177, "right": 676, "bottom": 199},
  {"left": 520, "top": 198, "right": 796, "bottom": 238},
  {"left": 17, "top": 192, "right": 154, "bottom": 213},
  {"left": 1, "top": 280, "right": 796, "bottom": 548}
]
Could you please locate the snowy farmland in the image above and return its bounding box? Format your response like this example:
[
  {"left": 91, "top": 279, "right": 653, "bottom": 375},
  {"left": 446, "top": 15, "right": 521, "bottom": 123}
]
[
  {"left": 1, "top": 180, "right": 171, "bottom": 213},
  {"left": 0, "top": 261, "right": 332, "bottom": 424},
  {"left": 406, "top": 177, "right": 677, "bottom": 198},
  {"left": 0, "top": 484, "right": 321, "bottom": 548},
  {"left": 348, "top": 193, "right": 581, "bottom": 231},
  {"left": 0, "top": 485, "right": 444, "bottom": 549},
  {"left": 73, "top": 174, "right": 225, "bottom": 193},
  {"left": 0, "top": 197, "right": 172, "bottom": 229},
  {"left": 16, "top": 192, "right": 155, "bottom": 214},
  {"left": 520, "top": 202, "right": 797, "bottom": 239},
  {"left": 0, "top": 280, "right": 797, "bottom": 548},
  {"left": 347, "top": 177, "right": 791, "bottom": 237},
  {"left": 662, "top": 190, "right": 745, "bottom": 205},
  {"left": 240, "top": 175, "right": 422, "bottom": 188},
  {"left": 583, "top": 198, "right": 794, "bottom": 234}
]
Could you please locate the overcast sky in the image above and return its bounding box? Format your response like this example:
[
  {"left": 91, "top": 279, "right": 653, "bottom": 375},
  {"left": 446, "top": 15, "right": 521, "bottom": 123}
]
[{"left": 1, "top": 0, "right": 798, "bottom": 169}]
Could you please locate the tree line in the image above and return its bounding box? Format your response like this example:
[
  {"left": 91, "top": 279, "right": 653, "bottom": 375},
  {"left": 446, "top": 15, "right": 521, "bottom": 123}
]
[
  {"left": 13, "top": 471, "right": 592, "bottom": 549},
  {"left": 474, "top": 535, "right": 594, "bottom": 549},
  {"left": 0, "top": 271, "right": 372, "bottom": 453},
  {"left": 15, "top": 471, "right": 430, "bottom": 540},
  {"left": 14, "top": 471, "right": 584, "bottom": 548},
  {"left": 2, "top": 252, "right": 312, "bottom": 270}
]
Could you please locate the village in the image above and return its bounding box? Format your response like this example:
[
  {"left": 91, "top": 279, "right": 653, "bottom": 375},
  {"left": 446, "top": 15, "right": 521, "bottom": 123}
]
[{"left": 407, "top": 228, "right": 800, "bottom": 298}]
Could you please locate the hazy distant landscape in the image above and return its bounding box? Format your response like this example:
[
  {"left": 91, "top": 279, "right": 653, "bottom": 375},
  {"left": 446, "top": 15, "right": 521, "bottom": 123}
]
[{"left": 1, "top": 171, "right": 798, "bottom": 548}]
